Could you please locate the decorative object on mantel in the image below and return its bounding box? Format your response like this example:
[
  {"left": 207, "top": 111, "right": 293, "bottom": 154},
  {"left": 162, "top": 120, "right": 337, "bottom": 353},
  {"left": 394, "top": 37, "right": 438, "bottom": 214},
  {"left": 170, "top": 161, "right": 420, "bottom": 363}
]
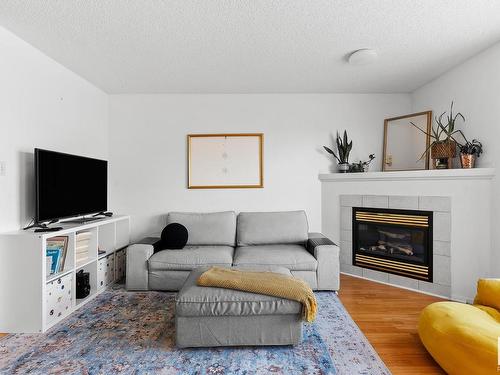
[
  {"left": 187, "top": 133, "right": 264, "bottom": 189},
  {"left": 383, "top": 111, "right": 432, "bottom": 171},
  {"left": 323, "top": 130, "right": 352, "bottom": 173},
  {"left": 411, "top": 102, "right": 465, "bottom": 170},
  {"left": 458, "top": 139, "right": 483, "bottom": 169},
  {"left": 349, "top": 154, "right": 376, "bottom": 173}
]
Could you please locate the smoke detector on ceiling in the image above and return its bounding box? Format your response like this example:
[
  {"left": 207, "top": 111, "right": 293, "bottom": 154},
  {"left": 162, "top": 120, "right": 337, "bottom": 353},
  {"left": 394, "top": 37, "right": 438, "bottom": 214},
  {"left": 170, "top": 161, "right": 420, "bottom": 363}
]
[{"left": 347, "top": 49, "right": 378, "bottom": 66}]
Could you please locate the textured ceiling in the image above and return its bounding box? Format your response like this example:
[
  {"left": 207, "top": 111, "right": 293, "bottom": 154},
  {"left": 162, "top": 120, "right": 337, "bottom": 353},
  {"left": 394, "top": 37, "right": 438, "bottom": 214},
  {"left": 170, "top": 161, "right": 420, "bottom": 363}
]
[{"left": 1, "top": 1, "right": 500, "bottom": 94}]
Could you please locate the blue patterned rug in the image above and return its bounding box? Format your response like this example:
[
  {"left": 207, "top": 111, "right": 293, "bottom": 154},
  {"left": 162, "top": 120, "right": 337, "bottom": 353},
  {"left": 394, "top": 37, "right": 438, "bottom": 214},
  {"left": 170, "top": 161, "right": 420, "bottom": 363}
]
[{"left": 0, "top": 286, "right": 390, "bottom": 375}]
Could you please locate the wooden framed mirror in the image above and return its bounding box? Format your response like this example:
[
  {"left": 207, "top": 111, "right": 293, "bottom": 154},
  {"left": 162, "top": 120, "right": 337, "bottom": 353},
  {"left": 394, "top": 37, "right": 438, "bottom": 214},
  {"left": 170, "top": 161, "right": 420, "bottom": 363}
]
[{"left": 382, "top": 111, "right": 432, "bottom": 171}]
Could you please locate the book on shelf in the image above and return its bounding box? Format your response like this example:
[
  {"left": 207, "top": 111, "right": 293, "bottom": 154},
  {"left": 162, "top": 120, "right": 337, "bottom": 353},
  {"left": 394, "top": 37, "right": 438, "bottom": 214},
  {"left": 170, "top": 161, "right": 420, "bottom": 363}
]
[
  {"left": 46, "top": 236, "right": 68, "bottom": 275},
  {"left": 76, "top": 255, "right": 89, "bottom": 264},
  {"left": 76, "top": 243, "right": 90, "bottom": 253},
  {"left": 76, "top": 240, "right": 90, "bottom": 247},
  {"left": 76, "top": 232, "right": 92, "bottom": 241}
]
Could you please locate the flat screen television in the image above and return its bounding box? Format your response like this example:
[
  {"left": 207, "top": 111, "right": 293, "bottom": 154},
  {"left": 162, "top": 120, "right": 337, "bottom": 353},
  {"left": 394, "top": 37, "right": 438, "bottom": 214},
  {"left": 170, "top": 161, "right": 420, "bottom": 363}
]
[{"left": 35, "top": 148, "right": 107, "bottom": 223}]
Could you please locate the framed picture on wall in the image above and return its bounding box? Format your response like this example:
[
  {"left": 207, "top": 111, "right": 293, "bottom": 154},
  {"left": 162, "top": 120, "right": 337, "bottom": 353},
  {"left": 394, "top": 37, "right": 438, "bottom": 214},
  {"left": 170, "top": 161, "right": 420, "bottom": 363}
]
[{"left": 187, "top": 133, "right": 264, "bottom": 189}]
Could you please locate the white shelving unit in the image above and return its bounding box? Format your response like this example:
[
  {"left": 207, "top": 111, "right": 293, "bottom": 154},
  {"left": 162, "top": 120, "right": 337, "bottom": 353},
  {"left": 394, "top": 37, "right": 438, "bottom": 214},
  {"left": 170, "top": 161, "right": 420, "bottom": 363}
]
[{"left": 0, "top": 215, "right": 130, "bottom": 333}]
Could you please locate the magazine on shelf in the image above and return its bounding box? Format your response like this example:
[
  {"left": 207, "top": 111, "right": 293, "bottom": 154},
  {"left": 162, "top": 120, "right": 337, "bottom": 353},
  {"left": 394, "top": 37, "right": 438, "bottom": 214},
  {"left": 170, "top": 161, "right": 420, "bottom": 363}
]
[
  {"left": 46, "top": 236, "right": 69, "bottom": 274},
  {"left": 46, "top": 250, "right": 60, "bottom": 275}
]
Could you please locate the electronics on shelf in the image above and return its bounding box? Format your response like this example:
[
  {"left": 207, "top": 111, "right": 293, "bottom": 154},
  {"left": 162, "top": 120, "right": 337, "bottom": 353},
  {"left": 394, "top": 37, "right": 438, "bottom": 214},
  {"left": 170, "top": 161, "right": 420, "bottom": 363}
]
[{"left": 35, "top": 148, "right": 108, "bottom": 226}]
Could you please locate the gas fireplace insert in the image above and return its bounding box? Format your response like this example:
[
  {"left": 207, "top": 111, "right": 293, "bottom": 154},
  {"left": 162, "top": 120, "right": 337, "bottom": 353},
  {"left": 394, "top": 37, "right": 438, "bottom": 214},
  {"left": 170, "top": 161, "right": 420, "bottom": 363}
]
[{"left": 352, "top": 207, "right": 433, "bottom": 282}]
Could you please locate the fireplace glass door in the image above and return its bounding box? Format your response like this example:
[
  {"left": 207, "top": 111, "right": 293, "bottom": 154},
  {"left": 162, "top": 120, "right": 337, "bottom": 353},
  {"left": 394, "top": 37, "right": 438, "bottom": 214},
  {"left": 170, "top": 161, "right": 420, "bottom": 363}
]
[{"left": 352, "top": 207, "right": 433, "bottom": 281}]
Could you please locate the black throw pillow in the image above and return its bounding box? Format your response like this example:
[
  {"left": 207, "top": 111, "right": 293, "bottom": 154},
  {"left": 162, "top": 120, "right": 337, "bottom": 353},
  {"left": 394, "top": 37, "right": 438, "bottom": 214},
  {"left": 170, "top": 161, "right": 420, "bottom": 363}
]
[{"left": 155, "top": 223, "right": 188, "bottom": 252}]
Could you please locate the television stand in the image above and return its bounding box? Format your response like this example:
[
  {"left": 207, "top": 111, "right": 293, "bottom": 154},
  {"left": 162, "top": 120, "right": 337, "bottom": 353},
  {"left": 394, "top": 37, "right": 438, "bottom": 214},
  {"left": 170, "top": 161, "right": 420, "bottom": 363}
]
[
  {"left": 64, "top": 217, "right": 104, "bottom": 224},
  {"left": 0, "top": 215, "right": 130, "bottom": 333}
]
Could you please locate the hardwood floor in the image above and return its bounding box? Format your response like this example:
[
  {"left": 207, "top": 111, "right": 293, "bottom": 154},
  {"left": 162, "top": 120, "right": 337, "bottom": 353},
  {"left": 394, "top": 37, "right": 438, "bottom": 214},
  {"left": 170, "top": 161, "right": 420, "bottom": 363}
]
[{"left": 338, "top": 273, "right": 445, "bottom": 375}]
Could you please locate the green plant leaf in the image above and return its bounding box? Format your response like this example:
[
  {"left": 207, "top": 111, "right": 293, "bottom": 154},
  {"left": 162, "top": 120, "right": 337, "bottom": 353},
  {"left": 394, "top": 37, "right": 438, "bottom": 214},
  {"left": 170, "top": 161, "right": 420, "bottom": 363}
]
[
  {"left": 323, "top": 146, "right": 341, "bottom": 162},
  {"left": 410, "top": 121, "right": 436, "bottom": 140},
  {"left": 323, "top": 146, "right": 334, "bottom": 154}
]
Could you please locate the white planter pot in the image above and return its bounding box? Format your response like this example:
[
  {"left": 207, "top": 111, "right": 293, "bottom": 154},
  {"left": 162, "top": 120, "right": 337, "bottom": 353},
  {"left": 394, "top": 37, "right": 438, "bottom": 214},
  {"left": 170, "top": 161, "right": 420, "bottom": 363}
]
[{"left": 338, "top": 163, "right": 350, "bottom": 173}]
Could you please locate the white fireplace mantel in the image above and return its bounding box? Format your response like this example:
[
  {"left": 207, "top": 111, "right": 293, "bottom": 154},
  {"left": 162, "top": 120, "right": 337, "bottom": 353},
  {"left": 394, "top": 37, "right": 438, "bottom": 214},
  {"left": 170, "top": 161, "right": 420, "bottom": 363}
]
[{"left": 319, "top": 168, "right": 495, "bottom": 182}]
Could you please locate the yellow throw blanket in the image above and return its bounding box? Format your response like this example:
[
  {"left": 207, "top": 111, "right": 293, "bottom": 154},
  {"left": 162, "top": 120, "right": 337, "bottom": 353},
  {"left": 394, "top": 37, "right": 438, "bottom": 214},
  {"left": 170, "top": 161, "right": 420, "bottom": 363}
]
[{"left": 197, "top": 267, "right": 317, "bottom": 322}]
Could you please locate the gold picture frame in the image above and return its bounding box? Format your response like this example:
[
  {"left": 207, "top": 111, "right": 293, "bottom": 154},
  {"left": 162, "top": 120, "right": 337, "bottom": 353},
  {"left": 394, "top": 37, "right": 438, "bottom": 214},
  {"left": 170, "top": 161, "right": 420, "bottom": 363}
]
[
  {"left": 187, "top": 133, "right": 264, "bottom": 189},
  {"left": 382, "top": 111, "right": 432, "bottom": 171}
]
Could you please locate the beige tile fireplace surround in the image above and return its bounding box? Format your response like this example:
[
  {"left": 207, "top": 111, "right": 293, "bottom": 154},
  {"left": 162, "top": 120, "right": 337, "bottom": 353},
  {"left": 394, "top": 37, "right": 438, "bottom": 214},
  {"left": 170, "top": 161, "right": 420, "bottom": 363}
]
[
  {"left": 339, "top": 194, "right": 451, "bottom": 297},
  {"left": 320, "top": 168, "right": 495, "bottom": 302}
]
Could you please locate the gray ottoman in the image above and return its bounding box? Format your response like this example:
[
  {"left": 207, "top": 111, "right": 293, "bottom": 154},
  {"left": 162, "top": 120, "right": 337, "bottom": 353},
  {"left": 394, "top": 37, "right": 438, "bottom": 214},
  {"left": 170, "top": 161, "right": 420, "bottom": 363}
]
[{"left": 175, "top": 266, "right": 303, "bottom": 348}]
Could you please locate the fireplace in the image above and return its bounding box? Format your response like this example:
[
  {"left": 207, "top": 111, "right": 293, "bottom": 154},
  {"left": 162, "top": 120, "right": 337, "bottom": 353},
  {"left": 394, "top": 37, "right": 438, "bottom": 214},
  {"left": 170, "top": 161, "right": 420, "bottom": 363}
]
[{"left": 352, "top": 207, "right": 433, "bottom": 281}]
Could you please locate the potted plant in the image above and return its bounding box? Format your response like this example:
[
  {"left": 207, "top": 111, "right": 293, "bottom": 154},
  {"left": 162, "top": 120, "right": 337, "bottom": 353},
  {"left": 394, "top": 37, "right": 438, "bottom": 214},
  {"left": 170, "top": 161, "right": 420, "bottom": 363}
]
[
  {"left": 350, "top": 154, "right": 376, "bottom": 172},
  {"left": 458, "top": 139, "right": 482, "bottom": 168},
  {"left": 412, "top": 102, "right": 466, "bottom": 169},
  {"left": 323, "top": 130, "right": 353, "bottom": 173}
]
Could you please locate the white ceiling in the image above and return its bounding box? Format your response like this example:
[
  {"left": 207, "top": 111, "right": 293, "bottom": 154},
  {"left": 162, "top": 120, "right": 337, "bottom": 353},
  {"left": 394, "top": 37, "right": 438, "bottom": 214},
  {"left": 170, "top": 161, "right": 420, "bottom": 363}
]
[{"left": 1, "top": 1, "right": 500, "bottom": 94}]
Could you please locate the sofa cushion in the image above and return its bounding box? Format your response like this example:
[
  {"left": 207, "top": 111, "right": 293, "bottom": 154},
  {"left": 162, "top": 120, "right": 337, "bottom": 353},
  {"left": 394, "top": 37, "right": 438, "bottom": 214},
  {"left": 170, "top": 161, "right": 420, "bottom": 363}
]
[
  {"left": 233, "top": 244, "right": 317, "bottom": 271},
  {"left": 148, "top": 246, "right": 234, "bottom": 271},
  {"left": 156, "top": 223, "right": 188, "bottom": 251},
  {"left": 237, "top": 211, "right": 309, "bottom": 246},
  {"left": 176, "top": 266, "right": 301, "bottom": 317},
  {"left": 167, "top": 211, "right": 236, "bottom": 246}
]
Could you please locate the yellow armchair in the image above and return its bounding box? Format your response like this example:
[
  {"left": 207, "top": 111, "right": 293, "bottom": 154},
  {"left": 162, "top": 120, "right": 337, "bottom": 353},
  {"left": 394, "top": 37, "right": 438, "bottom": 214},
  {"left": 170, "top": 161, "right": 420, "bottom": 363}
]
[{"left": 419, "top": 279, "right": 500, "bottom": 375}]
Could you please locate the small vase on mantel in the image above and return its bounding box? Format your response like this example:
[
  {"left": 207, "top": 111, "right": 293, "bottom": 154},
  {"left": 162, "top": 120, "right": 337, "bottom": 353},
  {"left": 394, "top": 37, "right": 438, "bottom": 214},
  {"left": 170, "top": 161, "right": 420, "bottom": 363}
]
[
  {"left": 460, "top": 153, "right": 475, "bottom": 169},
  {"left": 337, "top": 163, "right": 350, "bottom": 173},
  {"left": 458, "top": 140, "right": 482, "bottom": 169}
]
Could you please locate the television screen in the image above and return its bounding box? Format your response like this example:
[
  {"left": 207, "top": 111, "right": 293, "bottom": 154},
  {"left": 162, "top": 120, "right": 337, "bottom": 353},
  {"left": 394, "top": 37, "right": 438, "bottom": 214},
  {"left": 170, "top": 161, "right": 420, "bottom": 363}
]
[{"left": 35, "top": 148, "right": 107, "bottom": 222}]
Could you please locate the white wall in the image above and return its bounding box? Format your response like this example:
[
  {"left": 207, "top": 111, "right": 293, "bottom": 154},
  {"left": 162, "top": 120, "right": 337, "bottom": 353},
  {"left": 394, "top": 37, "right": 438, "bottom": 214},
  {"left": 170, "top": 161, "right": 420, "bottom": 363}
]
[
  {"left": 108, "top": 94, "right": 411, "bottom": 240},
  {"left": 411, "top": 42, "right": 500, "bottom": 276},
  {"left": 0, "top": 27, "right": 108, "bottom": 232}
]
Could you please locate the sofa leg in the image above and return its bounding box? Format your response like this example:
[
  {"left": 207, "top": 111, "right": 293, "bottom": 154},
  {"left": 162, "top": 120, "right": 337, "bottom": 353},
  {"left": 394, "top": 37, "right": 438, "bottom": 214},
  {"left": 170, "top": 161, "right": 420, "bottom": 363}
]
[{"left": 334, "top": 290, "right": 339, "bottom": 295}]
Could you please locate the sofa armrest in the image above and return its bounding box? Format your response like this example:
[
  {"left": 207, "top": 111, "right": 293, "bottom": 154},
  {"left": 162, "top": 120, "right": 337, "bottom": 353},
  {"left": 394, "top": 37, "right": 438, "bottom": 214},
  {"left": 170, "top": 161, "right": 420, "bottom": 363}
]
[
  {"left": 307, "top": 233, "right": 340, "bottom": 291},
  {"left": 126, "top": 242, "right": 155, "bottom": 291},
  {"left": 307, "top": 232, "right": 337, "bottom": 251}
]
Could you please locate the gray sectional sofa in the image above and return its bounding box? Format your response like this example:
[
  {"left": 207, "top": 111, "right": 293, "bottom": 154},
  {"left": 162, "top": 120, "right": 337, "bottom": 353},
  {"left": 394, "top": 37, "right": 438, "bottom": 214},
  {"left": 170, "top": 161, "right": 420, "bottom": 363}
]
[{"left": 126, "top": 210, "right": 340, "bottom": 291}]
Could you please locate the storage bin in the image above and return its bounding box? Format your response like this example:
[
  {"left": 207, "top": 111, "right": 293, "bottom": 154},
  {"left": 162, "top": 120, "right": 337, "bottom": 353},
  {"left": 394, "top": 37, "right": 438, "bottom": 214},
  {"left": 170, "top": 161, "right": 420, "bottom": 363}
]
[
  {"left": 97, "top": 258, "right": 106, "bottom": 289},
  {"left": 115, "top": 250, "right": 126, "bottom": 280},
  {"left": 105, "top": 254, "right": 115, "bottom": 285},
  {"left": 46, "top": 273, "right": 72, "bottom": 326}
]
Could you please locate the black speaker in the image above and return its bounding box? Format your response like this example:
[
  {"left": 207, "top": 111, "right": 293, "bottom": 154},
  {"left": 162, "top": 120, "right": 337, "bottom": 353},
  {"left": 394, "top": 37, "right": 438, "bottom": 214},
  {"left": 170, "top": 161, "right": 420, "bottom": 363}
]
[{"left": 76, "top": 269, "right": 91, "bottom": 299}]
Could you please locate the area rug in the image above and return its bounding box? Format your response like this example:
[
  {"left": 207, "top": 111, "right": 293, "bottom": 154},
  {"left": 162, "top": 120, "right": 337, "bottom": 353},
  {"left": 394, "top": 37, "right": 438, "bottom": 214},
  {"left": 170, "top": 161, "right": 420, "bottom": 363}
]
[{"left": 0, "top": 286, "right": 390, "bottom": 375}]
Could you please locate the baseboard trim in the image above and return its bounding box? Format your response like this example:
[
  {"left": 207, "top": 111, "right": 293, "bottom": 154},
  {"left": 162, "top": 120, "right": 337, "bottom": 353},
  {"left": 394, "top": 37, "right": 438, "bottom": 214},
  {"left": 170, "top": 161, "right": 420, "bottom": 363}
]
[{"left": 340, "top": 271, "right": 451, "bottom": 300}]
